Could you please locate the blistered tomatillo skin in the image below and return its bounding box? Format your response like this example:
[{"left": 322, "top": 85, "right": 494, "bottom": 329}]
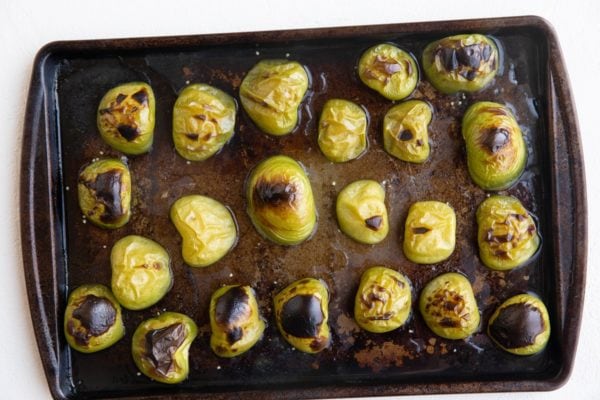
[
  {"left": 64, "top": 284, "right": 124, "bottom": 353},
  {"left": 132, "top": 312, "right": 197, "bottom": 384},
  {"left": 97, "top": 82, "right": 155, "bottom": 155},
  {"left": 210, "top": 285, "right": 266, "bottom": 358},
  {"left": 403, "top": 201, "right": 456, "bottom": 264},
  {"left": 462, "top": 102, "right": 527, "bottom": 191},
  {"left": 274, "top": 278, "right": 330, "bottom": 353},
  {"left": 358, "top": 44, "right": 418, "bottom": 101},
  {"left": 422, "top": 34, "right": 499, "bottom": 94},
  {"left": 336, "top": 180, "right": 389, "bottom": 244},
  {"left": 77, "top": 158, "right": 131, "bottom": 229},
  {"left": 170, "top": 195, "right": 237, "bottom": 267},
  {"left": 354, "top": 267, "right": 412, "bottom": 333},
  {"left": 240, "top": 59, "right": 309, "bottom": 136},
  {"left": 318, "top": 99, "right": 368, "bottom": 162},
  {"left": 488, "top": 293, "right": 550, "bottom": 356},
  {"left": 419, "top": 272, "right": 480, "bottom": 340},
  {"left": 383, "top": 100, "right": 432, "bottom": 163},
  {"left": 476, "top": 195, "right": 540, "bottom": 270},
  {"left": 172, "top": 84, "right": 236, "bottom": 161},
  {"left": 246, "top": 155, "right": 316, "bottom": 245},
  {"left": 110, "top": 235, "right": 172, "bottom": 310}
]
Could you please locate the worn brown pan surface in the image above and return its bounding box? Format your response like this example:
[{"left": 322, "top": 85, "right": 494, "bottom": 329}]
[{"left": 20, "top": 16, "right": 586, "bottom": 399}]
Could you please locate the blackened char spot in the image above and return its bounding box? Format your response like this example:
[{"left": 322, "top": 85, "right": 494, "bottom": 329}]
[
  {"left": 412, "top": 227, "right": 430, "bottom": 234},
  {"left": 280, "top": 294, "right": 323, "bottom": 338},
  {"left": 439, "top": 317, "right": 460, "bottom": 328},
  {"left": 364, "top": 215, "right": 383, "bottom": 231},
  {"left": 489, "top": 303, "right": 545, "bottom": 349},
  {"left": 438, "top": 47, "right": 458, "bottom": 71},
  {"left": 145, "top": 323, "right": 186, "bottom": 376},
  {"left": 71, "top": 295, "right": 117, "bottom": 345},
  {"left": 83, "top": 169, "right": 124, "bottom": 223},
  {"left": 456, "top": 44, "right": 482, "bottom": 69},
  {"left": 459, "top": 69, "right": 478, "bottom": 81},
  {"left": 254, "top": 179, "right": 297, "bottom": 208},
  {"left": 226, "top": 326, "right": 244, "bottom": 344},
  {"left": 482, "top": 44, "right": 492, "bottom": 62},
  {"left": 115, "top": 94, "right": 127, "bottom": 105},
  {"left": 185, "top": 133, "right": 199, "bottom": 140},
  {"left": 132, "top": 88, "right": 149, "bottom": 105},
  {"left": 117, "top": 124, "right": 140, "bottom": 141},
  {"left": 215, "top": 286, "right": 250, "bottom": 327},
  {"left": 398, "top": 129, "right": 413, "bottom": 141},
  {"left": 481, "top": 128, "right": 510, "bottom": 154}
]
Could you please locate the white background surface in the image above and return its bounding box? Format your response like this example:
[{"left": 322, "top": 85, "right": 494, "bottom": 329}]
[{"left": 1, "top": 1, "right": 598, "bottom": 399}]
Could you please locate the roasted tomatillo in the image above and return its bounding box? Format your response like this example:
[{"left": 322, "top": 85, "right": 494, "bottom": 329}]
[
  {"left": 274, "top": 278, "right": 330, "bottom": 353},
  {"left": 97, "top": 82, "right": 155, "bottom": 154},
  {"left": 64, "top": 284, "right": 125, "bottom": 353},
  {"left": 131, "top": 312, "right": 197, "bottom": 384},
  {"left": 246, "top": 155, "right": 316, "bottom": 245}
]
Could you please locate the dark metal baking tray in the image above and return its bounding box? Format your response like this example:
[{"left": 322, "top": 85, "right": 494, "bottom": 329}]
[{"left": 20, "top": 15, "right": 586, "bottom": 399}]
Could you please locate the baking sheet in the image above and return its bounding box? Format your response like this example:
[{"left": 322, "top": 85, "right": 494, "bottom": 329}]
[{"left": 20, "top": 16, "right": 586, "bottom": 399}]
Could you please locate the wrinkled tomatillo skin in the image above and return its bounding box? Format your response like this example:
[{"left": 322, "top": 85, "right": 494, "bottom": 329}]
[
  {"left": 336, "top": 180, "right": 389, "bottom": 244},
  {"left": 132, "top": 312, "right": 197, "bottom": 384},
  {"left": 422, "top": 34, "right": 499, "bottom": 93},
  {"left": 318, "top": 99, "right": 368, "bottom": 162},
  {"left": 170, "top": 195, "right": 238, "bottom": 267},
  {"left": 403, "top": 201, "right": 456, "bottom": 264},
  {"left": 110, "top": 235, "right": 172, "bottom": 310},
  {"left": 383, "top": 100, "right": 432, "bottom": 163},
  {"left": 419, "top": 272, "right": 480, "bottom": 340},
  {"left": 488, "top": 293, "right": 550, "bottom": 355},
  {"left": 97, "top": 82, "right": 155, "bottom": 155},
  {"left": 462, "top": 101, "right": 527, "bottom": 191},
  {"left": 77, "top": 158, "right": 131, "bottom": 229},
  {"left": 240, "top": 59, "right": 309, "bottom": 136},
  {"left": 358, "top": 43, "right": 418, "bottom": 100},
  {"left": 274, "top": 278, "right": 330, "bottom": 353},
  {"left": 477, "top": 195, "right": 540, "bottom": 270},
  {"left": 354, "top": 267, "right": 412, "bottom": 333},
  {"left": 172, "top": 83, "right": 236, "bottom": 161},
  {"left": 246, "top": 155, "right": 316, "bottom": 245},
  {"left": 64, "top": 284, "right": 125, "bottom": 353},
  {"left": 209, "top": 285, "right": 266, "bottom": 358}
]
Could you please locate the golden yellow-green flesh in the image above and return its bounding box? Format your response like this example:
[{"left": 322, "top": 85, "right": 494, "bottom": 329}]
[
  {"left": 77, "top": 158, "right": 131, "bottom": 229},
  {"left": 274, "top": 278, "right": 330, "bottom": 353},
  {"left": 383, "top": 100, "right": 432, "bottom": 163},
  {"left": 422, "top": 34, "right": 499, "bottom": 93},
  {"left": 419, "top": 272, "right": 480, "bottom": 339},
  {"left": 246, "top": 155, "right": 316, "bottom": 245},
  {"left": 318, "top": 99, "right": 367, "bottom": 162},
  {"left": 240, "top": 59, "right": 309, "bottom": 135},
  {"left": 358, "top": 43, "right": 418, "bottom": 100},
  {"left": 462, "top": 101, "right": 527, "bottom": 191},
  {"left": 170, "top": 195, "right": 237, "bottom": 268},
  {"left": 97, "top": 82, "right": 155, "bottom": 155},
  {"left": 354, "top": 267, "right": 412, "bottom": 333},
  {"left": 172, "top": 83, "right": 236, "bottom": 161},
  {"left": 488, "top": 293, "right": 550, "bottom": 355},
  {"left": 64, "top": 284, "right": 124, "bottom": 353},
  {"left": 336, "top": 180, "right": 389, "bottom": 244},
  {"left": 110, "top": 235, "right": 172, "bottom": 310},
  {"left": 210, "top": 285, "right": 266, "bottom": 358},
  {"left": 131, "top": 312, "right": 197, "bottom": 384},
  {"left": 476, "top": 195, "right": 540, "bottom": 270},
  {"left": 403, "top": 201, "right": 456, "bottom": 264}
]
